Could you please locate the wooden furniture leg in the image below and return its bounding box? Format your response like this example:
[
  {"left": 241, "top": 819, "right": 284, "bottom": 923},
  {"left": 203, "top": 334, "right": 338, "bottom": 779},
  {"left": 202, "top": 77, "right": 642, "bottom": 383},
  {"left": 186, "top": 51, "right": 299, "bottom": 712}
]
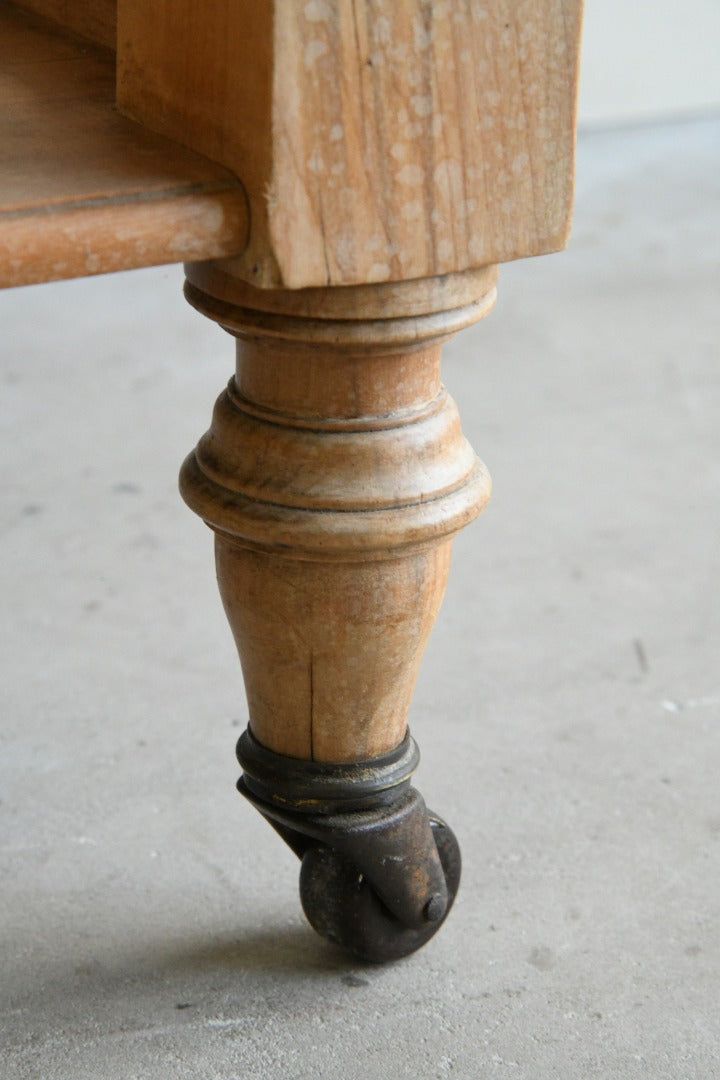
[
  {"left": 0, "top": 1, "right": 582, "bottom": 963},
  {"left": 116, "top": 0, "right": 582, "bottom": 962},
  {"left": 179, "top": 265, "right": 496, "bottom": 960}
]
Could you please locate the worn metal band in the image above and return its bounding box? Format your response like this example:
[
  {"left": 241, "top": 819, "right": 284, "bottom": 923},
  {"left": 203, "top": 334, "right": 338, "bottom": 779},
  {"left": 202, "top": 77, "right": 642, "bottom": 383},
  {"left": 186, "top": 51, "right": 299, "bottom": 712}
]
[{"left": 236, "top": 728, "right": 420, "bottom": 815}]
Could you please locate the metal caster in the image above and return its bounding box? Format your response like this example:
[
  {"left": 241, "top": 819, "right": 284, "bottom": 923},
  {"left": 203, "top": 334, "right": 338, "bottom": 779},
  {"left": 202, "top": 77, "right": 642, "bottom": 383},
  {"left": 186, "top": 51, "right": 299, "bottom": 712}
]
[
  {"left": 298, "top": 811, "right": 460, "bottom": 962},
  {"left": 237, "top": 728, "right": 461, "bottom": 963}
]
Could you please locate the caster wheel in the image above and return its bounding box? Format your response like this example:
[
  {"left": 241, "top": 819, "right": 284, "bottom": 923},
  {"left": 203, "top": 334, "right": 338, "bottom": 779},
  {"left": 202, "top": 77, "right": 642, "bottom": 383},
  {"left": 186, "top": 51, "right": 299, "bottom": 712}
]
[{"left": 299, "top": 816, "right": 461, "bottom": 963}]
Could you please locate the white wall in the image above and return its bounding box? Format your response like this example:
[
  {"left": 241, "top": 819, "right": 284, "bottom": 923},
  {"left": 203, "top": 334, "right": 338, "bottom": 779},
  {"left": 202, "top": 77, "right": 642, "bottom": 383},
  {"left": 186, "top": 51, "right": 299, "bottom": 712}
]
[{"left": 578, "top": 0, "right": 720, "bottom": 126}]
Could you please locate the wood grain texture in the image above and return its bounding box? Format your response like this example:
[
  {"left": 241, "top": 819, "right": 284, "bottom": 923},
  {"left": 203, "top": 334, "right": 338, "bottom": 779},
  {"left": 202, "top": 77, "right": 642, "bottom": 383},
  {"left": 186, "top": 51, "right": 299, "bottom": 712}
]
[
  {"left": 0, "top": 5, "right": 248, "bottom": 287},
  {"left": 12, "top": 0, "right": 116, "bottom": 50},
  {"left": 117, "top": 0, "right": 277, "bottom": 286},
  {"left": 270, "top": 0, "right": 582, "bottom": 287},
  {"left": 0, "top": 191, "right": 248, "bottom": 288},
  {"left": 119, "top": 0, "right": 583, "bottom": 289},
  {"left": 180, "top": 273, "right": 494, "bottom": 760},
  {"left": 215, "top": 538, "right": 453, "bottom": 760}
]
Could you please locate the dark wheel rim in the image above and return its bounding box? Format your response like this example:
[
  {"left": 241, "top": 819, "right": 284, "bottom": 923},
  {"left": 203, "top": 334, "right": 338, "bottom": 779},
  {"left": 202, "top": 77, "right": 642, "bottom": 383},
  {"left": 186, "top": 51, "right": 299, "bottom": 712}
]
[{"left": 299, "top": 815, "right": 461, "bottom": 963}]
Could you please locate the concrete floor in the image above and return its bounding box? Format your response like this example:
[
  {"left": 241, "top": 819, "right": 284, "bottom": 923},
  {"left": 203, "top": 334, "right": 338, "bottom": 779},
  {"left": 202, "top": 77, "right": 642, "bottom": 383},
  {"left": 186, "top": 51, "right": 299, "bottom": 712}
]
[{"left": 1, "top": 117, "right": 719, "bottom": 1079}]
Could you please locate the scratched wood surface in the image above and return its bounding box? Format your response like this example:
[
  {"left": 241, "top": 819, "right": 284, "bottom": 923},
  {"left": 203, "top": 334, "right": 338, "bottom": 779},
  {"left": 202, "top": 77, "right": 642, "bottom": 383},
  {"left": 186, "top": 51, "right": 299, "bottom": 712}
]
[
  {"left": 0, "top": 4, "right": 248, "bottom": 287},
  {"left": 119, "top": 0, "right": 583, "bottom": 290}
]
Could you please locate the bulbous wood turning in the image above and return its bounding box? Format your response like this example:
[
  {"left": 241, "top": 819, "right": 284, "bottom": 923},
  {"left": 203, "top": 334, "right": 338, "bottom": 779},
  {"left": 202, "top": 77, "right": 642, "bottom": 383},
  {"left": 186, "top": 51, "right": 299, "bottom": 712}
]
[{"left": 180, "top": 268, "right": 495, "bottom": 761}]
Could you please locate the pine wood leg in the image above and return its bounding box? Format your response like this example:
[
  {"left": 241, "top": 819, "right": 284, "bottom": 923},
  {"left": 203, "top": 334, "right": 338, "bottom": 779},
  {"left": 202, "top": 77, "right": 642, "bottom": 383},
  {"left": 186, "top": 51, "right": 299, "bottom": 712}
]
[{"left": 180, "top": 263, "right": 496, "bottom": 959}]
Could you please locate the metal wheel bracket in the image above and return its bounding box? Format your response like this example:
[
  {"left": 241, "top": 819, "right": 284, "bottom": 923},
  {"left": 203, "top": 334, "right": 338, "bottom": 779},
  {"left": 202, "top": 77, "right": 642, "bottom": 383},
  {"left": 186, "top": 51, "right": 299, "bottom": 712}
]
[
  {"left": 239, "top": 778, "right": 449, "bottom": 928},
  {"left": 236, "top": 727, "right": 461, "bottom": 958}
]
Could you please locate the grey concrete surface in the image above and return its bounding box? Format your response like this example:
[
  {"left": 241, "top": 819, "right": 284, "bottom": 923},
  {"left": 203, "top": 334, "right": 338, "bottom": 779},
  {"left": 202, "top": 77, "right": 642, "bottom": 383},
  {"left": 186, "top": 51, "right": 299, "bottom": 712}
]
[{"left": 1, "top": 117, "right": 719, "bottom": 1079}]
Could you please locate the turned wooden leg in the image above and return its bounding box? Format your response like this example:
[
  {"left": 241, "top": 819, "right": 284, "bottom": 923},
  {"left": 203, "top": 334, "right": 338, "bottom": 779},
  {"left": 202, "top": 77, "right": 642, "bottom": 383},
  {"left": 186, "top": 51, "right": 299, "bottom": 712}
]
[{"left": 180, "top": 263, "right": 495, "bottom": 960}]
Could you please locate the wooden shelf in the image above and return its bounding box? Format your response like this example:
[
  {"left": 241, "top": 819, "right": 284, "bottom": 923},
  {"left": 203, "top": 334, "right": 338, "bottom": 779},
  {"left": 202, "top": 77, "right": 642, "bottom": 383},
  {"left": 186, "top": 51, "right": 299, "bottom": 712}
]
[{"left": 0, "top": 4, "right": 248, "bottom": 288}]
